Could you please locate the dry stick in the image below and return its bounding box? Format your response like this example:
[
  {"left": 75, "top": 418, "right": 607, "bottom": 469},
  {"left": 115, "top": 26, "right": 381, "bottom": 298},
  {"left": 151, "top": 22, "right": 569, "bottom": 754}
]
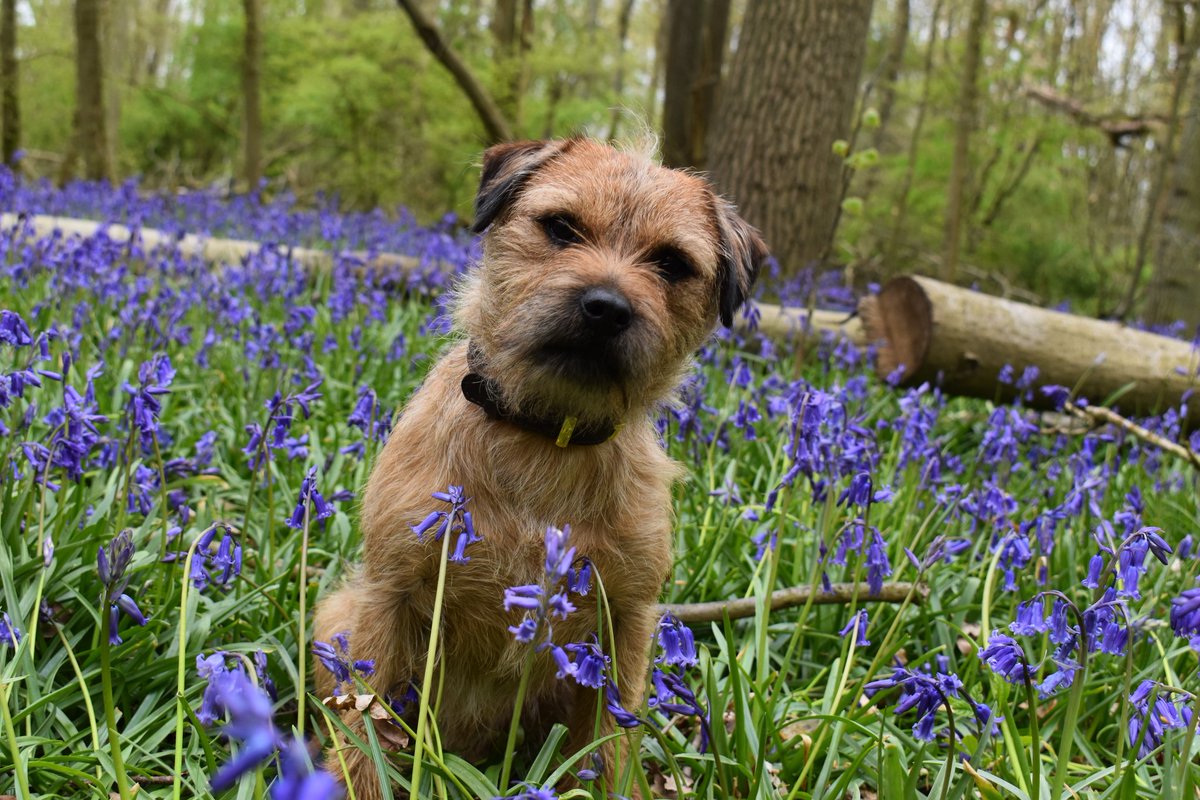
[
  {"left": 1063, "top": 401, "right": 1200, "bottom": 471},
  {"left": 659, "top": 580, "right": 925, "bottom": 624}
]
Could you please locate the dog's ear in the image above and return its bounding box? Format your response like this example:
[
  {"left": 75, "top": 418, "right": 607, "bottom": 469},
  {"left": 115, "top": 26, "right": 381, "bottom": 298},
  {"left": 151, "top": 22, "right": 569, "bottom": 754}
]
[
  {"left": 714, "top": 199, "right": 768, "bottom": 327},
  {"left": 472, "top": 140, "right": 568, "bottom": 234}
]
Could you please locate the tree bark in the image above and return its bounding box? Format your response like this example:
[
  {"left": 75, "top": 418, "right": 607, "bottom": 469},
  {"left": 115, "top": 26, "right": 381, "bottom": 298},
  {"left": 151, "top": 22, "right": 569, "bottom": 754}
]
[
  {"left": 661, "top": 0, "right": 729, "bottom": 170},
  {"left": 860, "top": 275, "right": 1200, "bottom": 423},
  {"left": 871, "top": 0, "right": 909, "bottom": 153},
  {"left": 74, "top": 0, "right": 112, "bottom": 181},
  {"left": 1129, "top": 7, "right": 1200, "bottom": 324},
  {"left": 884, "top": 0, "right": 943, "bottom": 269},
  {"left": 1143, "top": 65, "right": 1200, "bottom": 328},
  {"left": 940, "top": 0, "right": 987, "bottom": 282},
  {"left": 1, "top": 0, "right": 18, "bottom": 166},
  {"left": 241, "top": 0, "right": 263, "bottom": 188},
  {"left": 707, "top": 0, "right": 875, "bottom": 277},
  {"left": 605, "top": 0, "right": 636, "bottom": 141},
  {"left": 396, "top": 0, "right": 514, "bottom": 145}
]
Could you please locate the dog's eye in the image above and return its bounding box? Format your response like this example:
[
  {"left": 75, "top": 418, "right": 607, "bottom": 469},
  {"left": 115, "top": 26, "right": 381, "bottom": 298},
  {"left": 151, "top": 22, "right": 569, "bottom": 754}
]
[
  {"left": 650, "top": 247, "right": 694, "bottom": 283},
  {"left": 539, "top": 214, "right": 584, "bottom": 247}
]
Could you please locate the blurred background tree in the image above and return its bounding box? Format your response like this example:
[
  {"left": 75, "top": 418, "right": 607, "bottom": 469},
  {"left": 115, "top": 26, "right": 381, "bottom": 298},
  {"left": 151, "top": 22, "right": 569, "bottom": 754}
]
[{"left": 5, "top": 0, "right": 1200, "bottom": 322}]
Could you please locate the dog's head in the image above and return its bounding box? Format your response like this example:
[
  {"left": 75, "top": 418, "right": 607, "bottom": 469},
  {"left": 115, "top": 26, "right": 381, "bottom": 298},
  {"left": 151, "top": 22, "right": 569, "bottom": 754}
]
[{"left": 456, "top": 138, "right": 767, "bottom": 426}]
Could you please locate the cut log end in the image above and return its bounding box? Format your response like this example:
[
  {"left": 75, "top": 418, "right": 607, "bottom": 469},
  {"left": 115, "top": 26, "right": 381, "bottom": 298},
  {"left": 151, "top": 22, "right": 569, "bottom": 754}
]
[{"left": 858, "top": 275, "right": 933, "bottom": 384}]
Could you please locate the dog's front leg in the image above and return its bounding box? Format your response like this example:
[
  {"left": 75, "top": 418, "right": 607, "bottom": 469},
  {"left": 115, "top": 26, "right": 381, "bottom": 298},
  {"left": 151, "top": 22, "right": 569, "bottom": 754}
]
[{"left": 318, "top": 579, "right": 424, "bottom": 800}]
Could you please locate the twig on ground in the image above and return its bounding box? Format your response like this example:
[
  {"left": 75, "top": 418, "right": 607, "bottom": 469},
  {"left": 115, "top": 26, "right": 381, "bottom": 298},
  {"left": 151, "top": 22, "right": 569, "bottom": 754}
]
[
  {"left": 660, "top": 581, "right": 925, "bottom": 624},
  {"left": 1063, "top": 401, "right": 1200, "bottom": 470}
]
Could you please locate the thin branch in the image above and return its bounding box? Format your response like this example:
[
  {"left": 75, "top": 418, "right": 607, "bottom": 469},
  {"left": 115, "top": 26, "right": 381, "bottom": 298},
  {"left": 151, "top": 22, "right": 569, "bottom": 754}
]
[
  {"left": 394, "top": 0, "right": 513, "bottom": 145},
  {"left": 659, "top": 581, "right": 925, "bottom": 624},
  {"left": 1023, "top": 84, "right": 1167, "bottom": 146},
  {"left": 1064, "top": 401, "right": 1200, "bottom": 470}
]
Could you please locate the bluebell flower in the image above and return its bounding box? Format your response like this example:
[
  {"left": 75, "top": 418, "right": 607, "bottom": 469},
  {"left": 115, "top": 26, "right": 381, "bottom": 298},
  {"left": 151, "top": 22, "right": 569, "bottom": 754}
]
[
  {"left": 313, "top": 631, "right": 376, "bottom": 697},
  {"left": 285, "top": 466, "right": 334, "bottom": 529},
  {"left": 410, "top": 485, "right": 480, "bottom": 562},
  {"left": 865, "top": 665, "right": 962, "bottom": 743},
  {"left": 1010, "top": 598, "right": 1048, "bottom": 636},
  {"left": 657, "top": 614, "right": 699, "bottom": 667},
  {"left": 208, "top": 669, "right": 281, "bottom": 792},
  {"left": 648, "top": 667, "right": 712, "bottom": 751},
  {"left": 503, "top": 783, "right": 557, "bottom": 800},
  {"left": 550, "top": 641, "right": 609, "bottom": 689},
  {"left": 1082, "top": 553, "right": 1105, "bottom": 589},
  {"left": 839, "top": 609, "right": 870, "bottom": 646},
  {"left": 0, "top": 611, "right": 20, "bottom": 648},
  {"left": 504, "top": 585, "right": 543, "bottom": 611},
  {"left": 98, "top": 530, "right": 148, "bottom": 644},
  {"left": 271, "top": 738, "right": 343, "bottom": 800},
  {"left": 1170, "top": 584, "right": 1200, "bottom": 640},
  {"left": 977, "top": 633, "right": 1032, "bottom": 683},
  {"left": 1127, "top": 680, "right": 1189, "bottom": 759},
  {"left": 0, "top": 309, "right": 33, "bottom": 347}
]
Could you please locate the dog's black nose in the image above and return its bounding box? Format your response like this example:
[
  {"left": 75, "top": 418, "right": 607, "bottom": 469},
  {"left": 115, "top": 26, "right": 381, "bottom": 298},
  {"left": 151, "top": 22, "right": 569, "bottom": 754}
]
[{"left": 579, "top": 287, "right": 633, "bottom": 336}]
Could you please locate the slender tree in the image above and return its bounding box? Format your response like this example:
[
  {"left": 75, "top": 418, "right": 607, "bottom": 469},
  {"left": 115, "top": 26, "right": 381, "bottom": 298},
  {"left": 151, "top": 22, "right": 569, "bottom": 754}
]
[
  {"left": 940, "top": 0, "right": 987, "bottom": 282},
  {"left": 1, "top": 0, "right": 18, "bottom": 166},
  {"left": 74, "top": 0, "right": 112, "bottom": 181},
  {"left": 707, "top": 0, "right": 875, "bottom": 277},
  {"left": 872, "top": 0, "right": 909, "bottom": 153},
  {"left": 661, "top": 0, "right": 729, "bottom": 170},
  {"left": 396, "top": 0, "right": 513, "bottom": 144},
  {"left": 1143, "top": 25, "right": 1200, "bottom": 327},
  {"left": 604, "top": 0, "right": 636, "bottom": 141},
  {"left": 242, "top": 0, "right": 263, "bottom": 187}
]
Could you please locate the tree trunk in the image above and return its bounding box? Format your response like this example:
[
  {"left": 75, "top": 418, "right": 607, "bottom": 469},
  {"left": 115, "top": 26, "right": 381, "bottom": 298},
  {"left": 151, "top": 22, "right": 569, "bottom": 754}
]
[
  {"left": 861, "top": 275, "right": 1200, "bottom": 423},
  {"left": 605, "top": 0, "right": 636, "bottom": 141},
  {"left": 74, "top": 0, "right": 112, "bottom": 181},
  {"left": 1126, "top": 7, "right": 1200, "bottom": 323},
  {"left": 242, "top": 0, "right": 263, "bottom": 187},
  {"left": 1, "top": 0, "right": 18, "bottom": 166},
  {"left": 884, "top": 0, "right": 943, "bottom": 269},
  {"left": 940, "top": 0, "right": 986, "bottom": 282},
  {"left": 1143, "top": 68, "right": 1200, "bottom": 328},
  {"left": 871, "top": 0, "right": 909, "bottom": 153},
  {"left": 707, "top": 0, "right": 875, "bottom": 278}
]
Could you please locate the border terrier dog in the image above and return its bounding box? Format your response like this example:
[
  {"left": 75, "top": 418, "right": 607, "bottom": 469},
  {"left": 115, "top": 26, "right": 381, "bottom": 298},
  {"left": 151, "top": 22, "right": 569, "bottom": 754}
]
[{"left": 314, "top": 137, "right": 765, "bottom": 796}]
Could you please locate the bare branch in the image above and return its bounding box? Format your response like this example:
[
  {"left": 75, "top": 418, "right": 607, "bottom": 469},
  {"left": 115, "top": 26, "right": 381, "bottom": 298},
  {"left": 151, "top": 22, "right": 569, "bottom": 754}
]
[
  {"left": 659, "top": 581, "right": 925, "bottom": 624},
  {"left": 394, "top": 0, "right": 513, "bottom": 145},
  {"left": 1023, "top": 84, "right": 1167, "bottom": 147}
]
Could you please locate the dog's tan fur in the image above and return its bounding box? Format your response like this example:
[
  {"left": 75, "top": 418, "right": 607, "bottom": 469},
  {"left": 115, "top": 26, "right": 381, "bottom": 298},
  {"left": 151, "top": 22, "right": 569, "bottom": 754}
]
[{"left": 314, "top": 138, "right": 765, "bottom": 797}]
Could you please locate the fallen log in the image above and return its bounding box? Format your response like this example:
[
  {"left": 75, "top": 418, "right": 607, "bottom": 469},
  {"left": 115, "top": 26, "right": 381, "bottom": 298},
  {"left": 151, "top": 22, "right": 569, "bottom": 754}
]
[
  {"left": 1, "top": 212, "right": 865, "bottom": 347},
  {"left": 859, "top": 275, "right": 1200, "bottom": 423}
]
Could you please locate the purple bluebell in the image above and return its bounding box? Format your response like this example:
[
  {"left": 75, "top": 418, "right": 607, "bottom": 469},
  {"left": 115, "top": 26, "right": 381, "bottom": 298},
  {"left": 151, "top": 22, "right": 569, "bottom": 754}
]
[
  {"left": 1127, "top": 680, "right": 1189, "bottom": 758},
  {"left": 312, "top": 631, "right": 376, "bottom": 697},
  {"left": 839, "top": 609, "right": 870, "bottom": 646},
  {"left": 0, "top": 611, "right": 20, "bottom": 648},
  {"left": 0, "top": 309, "right": 33, "bottom": 346},
  {"left": 657, "top": 613, "right": 699, "bottom": 667},
  {"left": 865, "top": 664, "right": 963, "bottom": 743},
  {"left": 1170, "top": 584, "right": 1200, "bottom": 640},
  {"left": 410, "top": 485, "right": 480, "bottom": 562},
  {"left": 285, "top": 466, "right": 334, "bottom": 529},
  {"left": 977, "top": 633, "right": 1032, "bottom": 683},
  {"left": 98, "top": 529, "right": 148, "bottom": 644},
  {"left": 208, "top": 669, "right": 281, "bottom": 792},
  {"left": 271, "top": 738, "right": 343, "bottom": 800}
]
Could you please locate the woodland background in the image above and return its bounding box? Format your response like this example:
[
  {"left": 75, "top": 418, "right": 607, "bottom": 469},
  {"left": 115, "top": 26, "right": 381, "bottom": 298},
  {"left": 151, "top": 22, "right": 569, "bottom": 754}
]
[{"left": 7, "top": 0, "right": 1200, "bottom": 326}]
